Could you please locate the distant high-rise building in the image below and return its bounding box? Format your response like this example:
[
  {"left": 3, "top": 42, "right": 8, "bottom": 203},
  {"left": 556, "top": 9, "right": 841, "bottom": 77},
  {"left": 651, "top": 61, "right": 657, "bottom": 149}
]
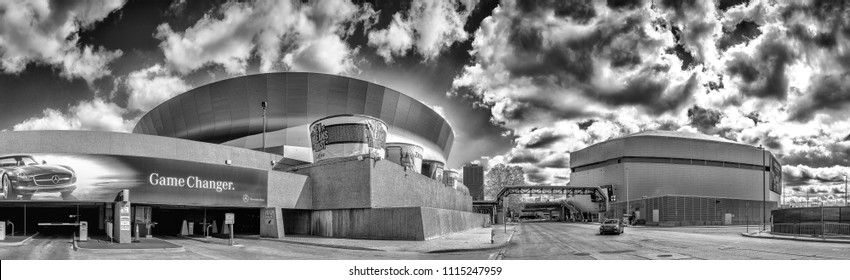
[{"left": 463, "top": 163, "right": 485, "bottom": 200}]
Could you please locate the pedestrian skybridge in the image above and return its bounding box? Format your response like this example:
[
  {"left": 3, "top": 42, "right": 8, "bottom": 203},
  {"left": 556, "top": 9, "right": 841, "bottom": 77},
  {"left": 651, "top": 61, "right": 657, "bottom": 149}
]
[{"left": 496, "top": 185, "right": 612, "bottom": 213}]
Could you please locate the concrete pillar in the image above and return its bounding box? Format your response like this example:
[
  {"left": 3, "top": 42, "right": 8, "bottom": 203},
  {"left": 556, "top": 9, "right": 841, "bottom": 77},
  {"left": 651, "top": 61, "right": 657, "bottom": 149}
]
[{"left": 260, "top": 207, "right": 285, "bottom": 239}]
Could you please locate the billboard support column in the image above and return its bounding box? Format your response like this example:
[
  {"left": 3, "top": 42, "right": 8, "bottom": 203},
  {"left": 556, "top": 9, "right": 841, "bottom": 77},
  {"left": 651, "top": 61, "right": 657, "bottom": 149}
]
[
  {"left": 113, "top": 190, "right": 132, "bottom": 244},
  {"left": 761, "top": 146, "right": 766, "bottom": 232}
]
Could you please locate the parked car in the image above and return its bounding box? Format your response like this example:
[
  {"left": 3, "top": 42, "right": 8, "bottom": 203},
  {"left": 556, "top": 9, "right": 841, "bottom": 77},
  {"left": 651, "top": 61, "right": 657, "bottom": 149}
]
[
  {"left": 0, "top": 155, "right": 76, "bottom": 200},
  {"left": 599, "top": 219, "right": 625, "bottom": 235}
]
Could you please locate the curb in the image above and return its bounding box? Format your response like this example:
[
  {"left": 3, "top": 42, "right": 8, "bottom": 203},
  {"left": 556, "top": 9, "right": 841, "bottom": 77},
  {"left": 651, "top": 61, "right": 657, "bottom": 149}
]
[
  {"left": 427, "top": 228, "right": 516, "bottom": 255},
  {"left": 73, "top": 238, "right": 185, "bottom": 253},
  {"left": 492, "top": 229, "right": 516, "bottom": 260},
  {"left": 740, "top": 232, "right": 850, "bottom": 244},
  {"left": 259, "top": 237, "right": 384, "bottom": 252},
  {"left": 0, "top": 232, "right": 39, "bottom": 247}
]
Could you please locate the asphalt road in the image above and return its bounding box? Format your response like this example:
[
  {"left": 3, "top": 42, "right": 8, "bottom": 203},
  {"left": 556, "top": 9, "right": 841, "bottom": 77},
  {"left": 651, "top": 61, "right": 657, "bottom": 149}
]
[
  {"left": 501, "top": 222, "right": 850, "bottom": 260},
  {"left": 0, "top": 234, "right": 495, "bottom": 260},
  {"left": 5, "top": 223, "right": 849, "bottom": 260}
]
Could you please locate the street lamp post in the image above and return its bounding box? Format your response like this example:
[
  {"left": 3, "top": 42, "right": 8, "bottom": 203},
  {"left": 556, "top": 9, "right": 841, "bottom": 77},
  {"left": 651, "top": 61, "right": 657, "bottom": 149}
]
[
  {"left": 760, "top": 145, "right": 766, "bottom": 231},
  {"left": 626, "top": 166, "right": 630, "bottom": 221},
  {"left": 261, "top": 101, "right": 267, "bottom": 154},
  {"left": 845, "top": 175, "right": 847, "bottom": 207}
]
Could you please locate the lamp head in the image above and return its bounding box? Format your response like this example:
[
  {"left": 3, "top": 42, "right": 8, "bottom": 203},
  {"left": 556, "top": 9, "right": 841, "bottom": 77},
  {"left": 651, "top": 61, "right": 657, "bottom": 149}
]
[{"left": 261, "top": 101, "right": 267, "bottom": 108}]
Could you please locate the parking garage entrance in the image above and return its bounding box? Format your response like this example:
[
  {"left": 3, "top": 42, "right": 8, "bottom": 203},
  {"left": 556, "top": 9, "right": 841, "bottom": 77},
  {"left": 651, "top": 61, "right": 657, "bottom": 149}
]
[
  {"left": 0, "top": 202, "right": 100, "bottom": 237},
  {"left": 147, "top": 205, "right": 261, "bottom": 236},
  {"left": 0, "top": 202, "right": 262, "bottom": 238}
]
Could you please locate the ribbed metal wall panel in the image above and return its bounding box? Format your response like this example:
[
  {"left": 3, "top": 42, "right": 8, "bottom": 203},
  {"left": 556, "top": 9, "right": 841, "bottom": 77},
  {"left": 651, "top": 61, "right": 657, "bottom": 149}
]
[
  {"left": 285, "top": 73, "right": 308, "bottom": 127},
  {"left": 346, "top": 79, "right": 367, "bottom": 114},
  {"left": 227, "top": 77, "right": 250, "bottom": 138},
  {"left": 178, "top": 93, "right": 196, "bottom": 136},
  {"left": 394, "top": 93, "right": 412, "bottom": 129},
  {"left": 194, "top": 86, "right": 214, "bottom": 141},
  {"left": 168, "top": 98, "right": 187, "bottom": 138},
  {"left": 210, "top": 79, "right": 233, "bottom": 140},
  {"left": 364, "top": 83, "right": 383, "bottom": 117},
  {"left": 379, "top": 88, "right": 399, "bottom": 125},
  {"left": 150, "top": 107, "right": 165, "bottom": 137},
  {"left": 245, "top": 74, "right": 266, "bottom": 133},
  {"left": 307, "top": 74, "right": 329, "bottom": 121},
  {"left": 327, "top": 75, "right": 349, "bottom": 116}
]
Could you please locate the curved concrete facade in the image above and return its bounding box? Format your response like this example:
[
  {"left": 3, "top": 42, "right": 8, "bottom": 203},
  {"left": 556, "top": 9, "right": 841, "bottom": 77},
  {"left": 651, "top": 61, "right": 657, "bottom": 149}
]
[
  {"left": 570, "top": 130, "right": 781, "bottom": 202},
  {"left": 133, "top": 72, "right": 454, "bottom": 164}
]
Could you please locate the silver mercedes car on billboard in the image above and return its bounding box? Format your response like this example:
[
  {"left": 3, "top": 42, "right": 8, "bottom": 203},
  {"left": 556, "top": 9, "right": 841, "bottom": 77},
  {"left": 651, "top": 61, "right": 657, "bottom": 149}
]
[{"left": 0, "top": 155, "right": 76, "bottom": 200}]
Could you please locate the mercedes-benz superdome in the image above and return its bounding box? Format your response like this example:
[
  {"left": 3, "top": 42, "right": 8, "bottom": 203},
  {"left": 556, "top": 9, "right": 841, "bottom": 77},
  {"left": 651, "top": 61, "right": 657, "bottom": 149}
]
[
  {"left": 569, "top": 130, "right": 781, "bottom": 226},
  {"left": 1, "top": 72, "right": 483, "bottom": 242},
  {"left": 132, "top": 72, "right": 454, "bottom": 165}
]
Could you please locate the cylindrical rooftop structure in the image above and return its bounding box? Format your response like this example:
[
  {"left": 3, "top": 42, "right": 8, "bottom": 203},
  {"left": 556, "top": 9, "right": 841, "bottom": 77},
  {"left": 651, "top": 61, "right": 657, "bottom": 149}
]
[{"left": 309, "top": 114, "right": 387, "bottom": 163}]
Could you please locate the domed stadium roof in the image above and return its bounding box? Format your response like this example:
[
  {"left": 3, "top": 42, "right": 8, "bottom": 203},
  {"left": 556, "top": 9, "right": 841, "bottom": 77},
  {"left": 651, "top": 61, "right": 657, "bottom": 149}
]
[
  {"left": 132, "top": 72, "right": 454, "bottom": 159},
  {"left": 624, "top": 130, "right": 738, "bottom": 144}
]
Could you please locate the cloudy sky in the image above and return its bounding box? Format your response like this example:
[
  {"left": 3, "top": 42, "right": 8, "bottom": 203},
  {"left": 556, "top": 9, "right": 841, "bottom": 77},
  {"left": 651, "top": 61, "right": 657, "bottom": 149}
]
[{"left": 1, "top": 0, "right": 848, "bottom": 205}]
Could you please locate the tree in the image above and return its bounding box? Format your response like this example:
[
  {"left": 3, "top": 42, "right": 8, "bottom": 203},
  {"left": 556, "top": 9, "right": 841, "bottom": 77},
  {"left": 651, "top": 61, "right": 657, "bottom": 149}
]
[{"left": 484, "top": 163, "right": 526, "bottom": 215}]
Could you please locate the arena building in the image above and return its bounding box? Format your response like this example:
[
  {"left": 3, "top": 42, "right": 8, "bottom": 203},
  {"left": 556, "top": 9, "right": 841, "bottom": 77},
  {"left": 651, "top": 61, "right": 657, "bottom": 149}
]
[
  {"left": 569, "top": 130, "right": 781, "bottom": 226},
  {"left": 0, "top": 73, "right": 484, "bottom": 242}
]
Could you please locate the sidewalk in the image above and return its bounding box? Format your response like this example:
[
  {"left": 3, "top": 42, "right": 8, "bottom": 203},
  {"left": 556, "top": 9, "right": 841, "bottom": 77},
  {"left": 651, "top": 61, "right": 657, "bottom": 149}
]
[
  {"left": 73, "top": 236, "right": 185, "bottom": 252},
  {"left": 741, "top": 231, "right": 850, "bottom": 244},
  {"left": 0, "top": 233, "right": 39, "bottom": 247},
  {"left": 183, "top": 225, "right": 518, "bottom": 254}
]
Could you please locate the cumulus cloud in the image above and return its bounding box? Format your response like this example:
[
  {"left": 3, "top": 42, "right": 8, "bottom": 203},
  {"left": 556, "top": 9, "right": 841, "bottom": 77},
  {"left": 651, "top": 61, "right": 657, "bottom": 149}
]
[
  {"left": 368, "top": 0, "right": 477, "bottom": 62},
  {"left": 13, "top": 98, "right": 132, "bottom": 132},
  {"left": 155, "top": 0, "right": 376, "bottom": 75},
  {"left": 0, "top": 0, "right": 125, "bottom": 83},
  {"left": 452, "top": 0, "right": 850, "bottom": 194},
  {"left": 451, "top": 0, "right": 697, "bottom": 132},
  {"left": 124, "top": 64, "right": 192, "bottom": 112}
]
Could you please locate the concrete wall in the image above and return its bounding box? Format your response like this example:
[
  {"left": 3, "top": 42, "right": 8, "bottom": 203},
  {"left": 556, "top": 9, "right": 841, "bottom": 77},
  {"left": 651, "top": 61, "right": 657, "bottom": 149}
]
[
  {"left": 419, "top": 207, "right": 489, "bottom": 240},
  {"left": 292, "top": 158, "right": 372, "bottom": 209},
  {"left": 370, "top": 160, "right": 472, "bottom": 212},
  {"left": 0, "top": 131, "right": 280, "bottom": 170},
  {"left": 267, "top": 171, "right": 311, "bottom": 209},
  {"left": 293, "top": 158, "right": 473, "bottom": 212},
  {"left": 307, "top": 207, "right": 488, "bottom": 240},
  {"left": 310, "top": 207, "right": 424, "bottom": 240}
]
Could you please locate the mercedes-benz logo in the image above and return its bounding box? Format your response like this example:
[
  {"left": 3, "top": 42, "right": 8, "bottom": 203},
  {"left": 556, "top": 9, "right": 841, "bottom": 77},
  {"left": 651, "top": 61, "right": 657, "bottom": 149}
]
[{"left": 51, "top": 175, "right": 60, "bottom": 184}]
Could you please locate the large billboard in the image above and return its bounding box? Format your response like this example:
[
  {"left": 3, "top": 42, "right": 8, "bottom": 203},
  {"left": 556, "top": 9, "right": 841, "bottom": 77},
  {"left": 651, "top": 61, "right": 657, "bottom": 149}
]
[
  {"left": 770, "top": 156, "right": 782, "bottom": 194},
  {"left": 0, "top": 153, "right": 268, "bottom": 207}
]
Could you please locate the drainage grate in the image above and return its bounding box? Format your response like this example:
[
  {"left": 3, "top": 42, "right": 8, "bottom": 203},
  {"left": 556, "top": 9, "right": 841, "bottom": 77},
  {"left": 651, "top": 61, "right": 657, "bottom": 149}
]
[
  {"left": 573, "top": 252, "right": 591, "bottom": 256},
  {"left": 657, "top": 254, "right": 673, "bottom": 258}
]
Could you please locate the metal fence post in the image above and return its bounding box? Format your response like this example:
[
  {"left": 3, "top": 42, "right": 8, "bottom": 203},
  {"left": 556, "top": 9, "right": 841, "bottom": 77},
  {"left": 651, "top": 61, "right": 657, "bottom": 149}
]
[{"left": 821, "top": 203, "right": 825, "bottom": 239}]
